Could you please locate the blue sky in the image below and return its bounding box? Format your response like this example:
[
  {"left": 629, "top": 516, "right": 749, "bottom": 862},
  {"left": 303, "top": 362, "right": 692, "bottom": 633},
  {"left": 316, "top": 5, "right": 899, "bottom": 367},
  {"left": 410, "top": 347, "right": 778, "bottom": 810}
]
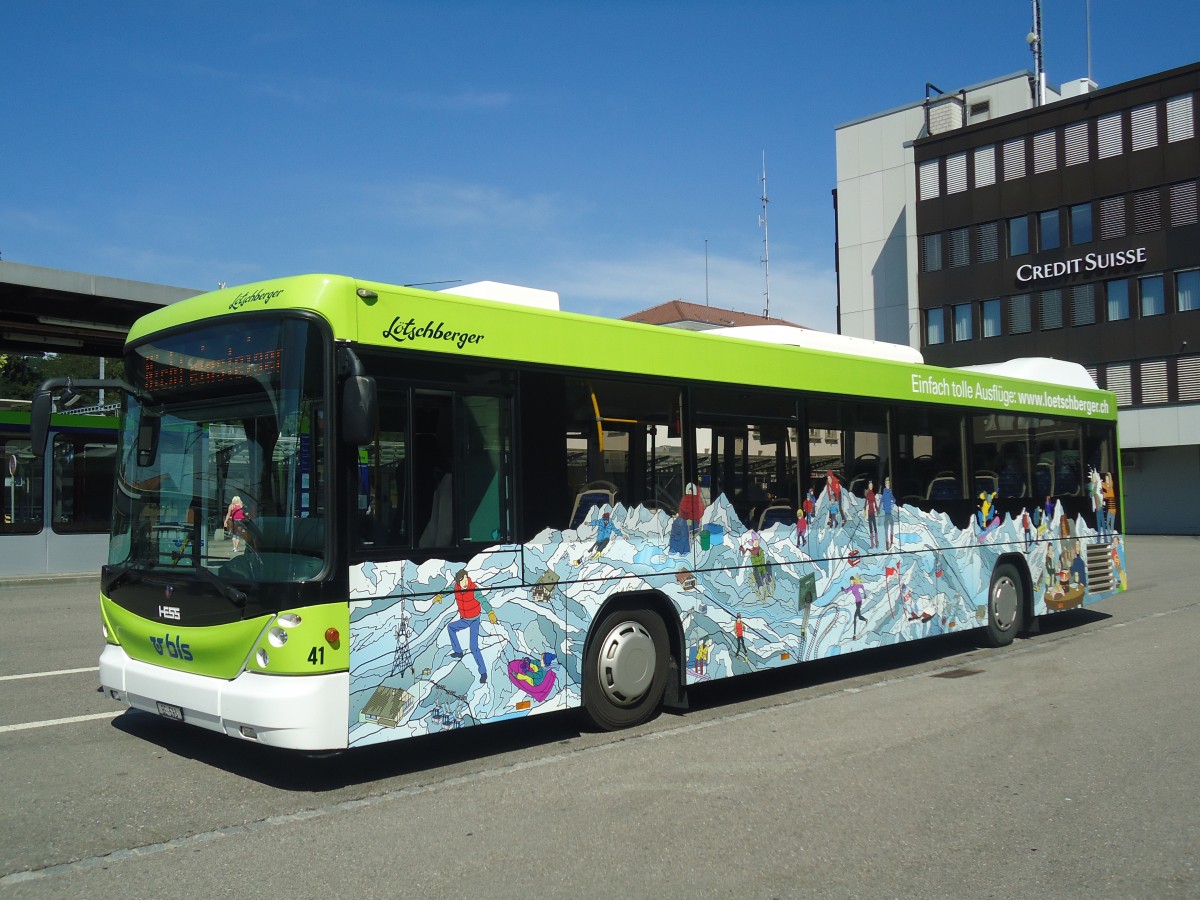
[{"left": 3, "top": 2, "right": 1197, "bottom": 331}]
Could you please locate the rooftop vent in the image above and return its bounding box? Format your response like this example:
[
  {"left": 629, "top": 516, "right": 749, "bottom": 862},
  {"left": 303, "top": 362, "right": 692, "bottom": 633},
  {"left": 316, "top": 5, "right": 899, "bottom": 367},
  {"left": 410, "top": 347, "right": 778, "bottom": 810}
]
[{"left": 1060, "top": 78, "right": 1098, "bottom": 98}]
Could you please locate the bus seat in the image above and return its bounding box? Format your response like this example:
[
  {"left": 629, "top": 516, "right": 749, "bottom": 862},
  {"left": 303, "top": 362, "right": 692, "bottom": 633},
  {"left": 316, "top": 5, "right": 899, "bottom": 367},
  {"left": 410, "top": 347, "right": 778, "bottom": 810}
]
[
  {"left": 1034, "top": 462, "right": 1054, "bottom": 496},
  {"left": 757, "top": 504, "right": 794, "bottom": 530},
  {"left": 568, "top": 481, "right": 617, "bottom": 529},
  {"left": 974, "top": 470, "right": 999, "bottom": 495},
  {"left": 927, "top": 473, "right": 961, "bottom": 500}
]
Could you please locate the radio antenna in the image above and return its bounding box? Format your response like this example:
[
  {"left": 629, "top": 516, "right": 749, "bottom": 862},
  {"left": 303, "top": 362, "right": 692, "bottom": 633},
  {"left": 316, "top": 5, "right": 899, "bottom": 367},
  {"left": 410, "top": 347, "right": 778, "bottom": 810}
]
[
  {"left": 704, "top": 239, "right": 710, "bottom": 306},
  {"left": 759, "top": 151, "right": 771, "bottom": 319}
]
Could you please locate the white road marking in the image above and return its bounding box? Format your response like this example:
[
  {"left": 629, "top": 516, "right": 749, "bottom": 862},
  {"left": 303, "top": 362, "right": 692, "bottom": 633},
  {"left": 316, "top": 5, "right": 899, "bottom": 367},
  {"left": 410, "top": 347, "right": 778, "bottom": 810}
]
[
  {"left": 0, "top": 711, "right": 120, "bottom": 734},
  {"left": 0, "top": 666, "right": 99, "bottom": 682}
]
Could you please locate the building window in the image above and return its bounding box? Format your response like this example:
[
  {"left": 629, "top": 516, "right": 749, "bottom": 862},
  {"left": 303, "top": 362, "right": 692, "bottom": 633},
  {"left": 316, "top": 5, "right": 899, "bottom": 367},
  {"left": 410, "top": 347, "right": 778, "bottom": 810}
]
[
  {"left": 1166, "top": 93, "right": 1195, "bottom": 143},
  {"left": 1070, "top": 203, "right": 1093, "bottom": 244},
  {"left": 1106, "top": 279, "right": 1130, "bottom": 321},
  {"left": 1180, "top": 356, "right": 1200, "bottom": 402},
  {"left": 947, "top": 228, "right": 970, "bottom": 268},
  {"left": 953, "top": 303, "right": 973, "bottom": 341},
  {"left": 1177, "top": 268, "right": 1199, "bottom": 313},
  {"left": 1097, "top": 112, "right": 1123, "bottom": 158},
  {"left": 1008, "top": 215, "right": 1030, "bottom": 256},
  {"left": 1169, "top": 180, "right": 1198, "bottom": 226},
  {"left": 1133, "top": 189, "right": 1162, "bottom": 233},
  {"left": 1141, "top": 360, "right": 1169, "bottom": 404},
  {"left": 945, "top": 153, "right": 968, "bottom": 194},
  {"left": 1071, "top": 284, "right": 1096, "bottom": 326},
  {"left": 981, "top": 299, "right": 1001, "bottom": 338},
  {"left": 974, "top": 145, "right": 996, "bottom": 187},
  {"left": 1009, "top": 294, "right": 1032, "bottom": 334},
  {"left": 1064, "top": 121, "right": 1090, "bottom": 165},
  {"left": 1038, "top": 209, "right": 1061, "bottom": 251},
  {"left": 1040, "top": 289, "right": 1063, "bottom": 330},
  {"left": 1098, "top": 196, "right": 1126, "bottom": 240},
  {"left": 921, "top": 233, "right": 943, "bottom": 272},
  {"left": 975, "top": 221, "right": 1000, "bottom": 263},
  {"left": 1139, "top": 274, "right": 1165, "bottom": 317},
  {"left": 1033, "top": 129, "right": 1057, "bottom": 173},
  {"left": 1130, "top": 103, "right": 1159, "bottom": 151},
  {"left": 1002, "top": 138, "right": 1026, "bottom": 180},
  {"left": 926, "top": 308, "right": 945, "bottom": 345},
  {"left": 1106, "top": 363, "right": 1132, "bottom": 407},
  {"left": 919, "top": 160, "right": 940, "bottom": 200}
]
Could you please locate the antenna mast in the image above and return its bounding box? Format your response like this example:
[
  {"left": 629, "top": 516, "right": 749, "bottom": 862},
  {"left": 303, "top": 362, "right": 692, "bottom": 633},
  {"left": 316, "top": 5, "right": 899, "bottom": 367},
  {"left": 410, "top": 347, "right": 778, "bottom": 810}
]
[
  {"left": 1028, "top": 0, "right": 1045, "bottom": 106},
  {"left": 1085, "top": 0, "right": 1093, "bottom": 84},
  {"left": 759, "top": 152, "right": 771, "bottom": 318}
]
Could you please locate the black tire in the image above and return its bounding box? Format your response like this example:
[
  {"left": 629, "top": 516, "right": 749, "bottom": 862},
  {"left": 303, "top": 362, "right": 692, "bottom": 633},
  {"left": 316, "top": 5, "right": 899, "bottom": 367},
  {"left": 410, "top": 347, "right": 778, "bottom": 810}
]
[
  {"left": 582, "top": 607, "right": 670, "bottom": 730},
  {"left": 981, "top": 561, "right": 1025, "bottom": 647}
]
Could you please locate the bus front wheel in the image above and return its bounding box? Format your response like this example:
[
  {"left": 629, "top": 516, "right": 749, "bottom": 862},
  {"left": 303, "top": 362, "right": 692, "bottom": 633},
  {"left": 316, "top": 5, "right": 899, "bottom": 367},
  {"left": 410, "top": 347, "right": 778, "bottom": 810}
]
[
  {"left": 582, "top": 608, "right": 670, "bottom": 730},
  {"left": 982, "top": 562, "right": 1024, "bottom": 647}
]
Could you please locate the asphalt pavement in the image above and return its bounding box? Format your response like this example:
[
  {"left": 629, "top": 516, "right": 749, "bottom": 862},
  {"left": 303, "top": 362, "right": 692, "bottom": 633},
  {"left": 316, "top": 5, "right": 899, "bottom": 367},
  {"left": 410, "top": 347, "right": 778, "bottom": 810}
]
[{"left": 1, "top": 535, "right": 1197, "bottom": 898}]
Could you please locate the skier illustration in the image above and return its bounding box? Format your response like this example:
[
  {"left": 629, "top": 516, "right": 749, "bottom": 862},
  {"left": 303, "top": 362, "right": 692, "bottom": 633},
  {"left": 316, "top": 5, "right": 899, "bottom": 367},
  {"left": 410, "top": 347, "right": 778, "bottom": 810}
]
[
  {"left": 842, "top": 575, "right": 868, "bottom": 639},
  {"left": 584, "top": 510, "right": 621, "bottom": 561},
  {"left": 733, "top": 614, "right": 747, "bottom": 658}
]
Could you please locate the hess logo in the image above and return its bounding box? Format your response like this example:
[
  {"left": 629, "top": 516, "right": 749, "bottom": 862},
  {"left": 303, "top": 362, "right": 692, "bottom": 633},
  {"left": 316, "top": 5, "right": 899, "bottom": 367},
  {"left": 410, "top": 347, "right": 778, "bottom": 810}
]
[
  {"left": 159, "top": 605, "right": 181, "bottom": 621},
  {"left": 149, "top": 634, "right": 193, "bottom": 661}
]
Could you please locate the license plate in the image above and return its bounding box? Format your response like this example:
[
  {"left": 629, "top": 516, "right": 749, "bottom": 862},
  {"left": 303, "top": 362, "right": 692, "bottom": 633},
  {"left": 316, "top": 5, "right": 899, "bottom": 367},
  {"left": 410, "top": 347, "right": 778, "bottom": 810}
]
[{"left": 156, "top": 701, "right": 184, "bottom": 721}]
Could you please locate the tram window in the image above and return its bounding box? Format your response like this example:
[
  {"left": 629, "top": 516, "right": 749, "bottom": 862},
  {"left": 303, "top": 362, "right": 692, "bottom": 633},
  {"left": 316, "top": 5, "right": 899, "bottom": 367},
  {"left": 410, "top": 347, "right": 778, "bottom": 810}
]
[
  {"left": 52, "top": 433, "right": 117, "bottom": 533},
  {"left": 1, "top": 433, "right": 44, "bottom": 534}
]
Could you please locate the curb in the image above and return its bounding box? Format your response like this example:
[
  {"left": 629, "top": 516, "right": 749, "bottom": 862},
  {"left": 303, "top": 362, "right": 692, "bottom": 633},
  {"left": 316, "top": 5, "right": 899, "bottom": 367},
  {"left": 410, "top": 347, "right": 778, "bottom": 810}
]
[{"left": 0, "top": 573, "right": 99, "bottom": 589}]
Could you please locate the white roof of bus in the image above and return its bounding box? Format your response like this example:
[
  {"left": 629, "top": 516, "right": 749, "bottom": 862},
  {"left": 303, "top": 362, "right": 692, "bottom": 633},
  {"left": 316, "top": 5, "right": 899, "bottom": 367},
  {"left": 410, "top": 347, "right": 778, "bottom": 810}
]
[
  {"left": 955, "top": 357, "right": 1098, "bottom": 389},
  {"left": 439, "top": 281, "right": 560, "bottom": 310},
  {"left": 708, "top": 325, "right": 925, "bottom": 364}
]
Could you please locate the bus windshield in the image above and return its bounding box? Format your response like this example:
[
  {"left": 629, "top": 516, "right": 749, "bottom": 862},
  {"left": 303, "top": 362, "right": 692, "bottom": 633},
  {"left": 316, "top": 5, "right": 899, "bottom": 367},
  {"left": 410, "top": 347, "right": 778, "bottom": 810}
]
[{"left": 110, "top": 317, "right": 327, "bottom": 583}]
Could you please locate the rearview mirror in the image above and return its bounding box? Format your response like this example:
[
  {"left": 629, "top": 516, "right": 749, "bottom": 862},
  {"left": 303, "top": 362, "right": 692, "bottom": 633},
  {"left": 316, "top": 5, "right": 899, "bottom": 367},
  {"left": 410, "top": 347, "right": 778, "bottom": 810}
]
[
  {"left": 341, "top": 375, "right": 378, "bottom": 446},
  {"left": 29, "top": 387, "right": 54, "bottom": 458}
]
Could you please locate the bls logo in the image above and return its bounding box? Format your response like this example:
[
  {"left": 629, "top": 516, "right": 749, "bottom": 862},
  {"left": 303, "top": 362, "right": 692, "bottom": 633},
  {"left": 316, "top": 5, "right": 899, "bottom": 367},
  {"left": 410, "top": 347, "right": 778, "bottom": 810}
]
[{"left": 149, "top": 634, "right": 193, "bottom": 661}]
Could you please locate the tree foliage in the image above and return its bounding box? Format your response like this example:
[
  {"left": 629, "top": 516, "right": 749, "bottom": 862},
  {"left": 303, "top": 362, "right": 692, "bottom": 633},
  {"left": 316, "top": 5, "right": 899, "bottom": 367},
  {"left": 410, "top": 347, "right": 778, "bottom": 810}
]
[{"left": 0, "top": 353, "right": 125, "bottom": 407}]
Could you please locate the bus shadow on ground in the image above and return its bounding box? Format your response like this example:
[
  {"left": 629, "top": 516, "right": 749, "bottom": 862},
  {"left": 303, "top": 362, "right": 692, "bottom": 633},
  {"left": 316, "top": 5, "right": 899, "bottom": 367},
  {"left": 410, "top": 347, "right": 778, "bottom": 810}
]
[
  {"left": 110, "top": 609, "right": 1109, "bottom": 790},
  {"left": 682, "top": 606, "right": 1109, "bottom": 716}
]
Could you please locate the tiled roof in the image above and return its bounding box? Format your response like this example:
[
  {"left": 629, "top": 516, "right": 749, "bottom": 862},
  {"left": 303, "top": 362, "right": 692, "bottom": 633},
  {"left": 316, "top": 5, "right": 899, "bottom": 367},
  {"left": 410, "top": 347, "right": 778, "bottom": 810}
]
[{"left": 622, "top": 299, "right": 803, "bottom": 329}]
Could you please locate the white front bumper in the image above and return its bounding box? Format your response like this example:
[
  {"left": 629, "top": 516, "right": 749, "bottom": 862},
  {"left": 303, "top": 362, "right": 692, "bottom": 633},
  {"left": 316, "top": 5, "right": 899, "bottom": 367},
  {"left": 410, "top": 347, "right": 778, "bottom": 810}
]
[{"left": 99, "top": 644, "right": 349, "bottom": 751}]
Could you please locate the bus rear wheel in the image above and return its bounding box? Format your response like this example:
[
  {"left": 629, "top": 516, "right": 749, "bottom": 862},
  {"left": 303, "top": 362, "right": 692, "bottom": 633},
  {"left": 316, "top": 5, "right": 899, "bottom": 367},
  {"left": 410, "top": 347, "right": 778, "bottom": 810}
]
[
  {"left": 982, "top": 561, "right": 1024, "bottom": 647},
  {"left": 583, "top": 608, "right": 670, "bottom": 731}
]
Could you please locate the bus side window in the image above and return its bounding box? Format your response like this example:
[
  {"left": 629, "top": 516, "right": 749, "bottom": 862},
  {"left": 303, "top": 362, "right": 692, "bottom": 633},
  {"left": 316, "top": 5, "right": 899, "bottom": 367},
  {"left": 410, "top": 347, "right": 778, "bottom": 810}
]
[{"left": 355, "top": 386, "right": 409, "bottom": 549}]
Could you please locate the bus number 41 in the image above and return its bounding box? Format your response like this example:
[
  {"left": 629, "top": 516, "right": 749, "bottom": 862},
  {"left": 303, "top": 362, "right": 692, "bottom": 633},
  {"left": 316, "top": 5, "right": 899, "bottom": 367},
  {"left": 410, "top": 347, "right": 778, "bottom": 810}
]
[{"left": 307, "top": 647, "right": 324, "bottom": 665}]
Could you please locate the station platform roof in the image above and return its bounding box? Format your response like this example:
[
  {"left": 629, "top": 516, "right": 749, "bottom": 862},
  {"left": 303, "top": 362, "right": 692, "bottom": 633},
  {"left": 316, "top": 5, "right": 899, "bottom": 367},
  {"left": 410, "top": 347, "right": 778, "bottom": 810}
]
[{"left": 0, "top": 261, "right": 202, "bottom": 357}]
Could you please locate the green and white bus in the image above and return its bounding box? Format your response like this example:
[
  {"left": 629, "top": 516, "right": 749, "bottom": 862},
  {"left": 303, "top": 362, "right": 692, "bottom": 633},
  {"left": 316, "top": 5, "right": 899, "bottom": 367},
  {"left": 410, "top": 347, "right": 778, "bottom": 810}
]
[{"left": 31, "top": 274, "right": 1126, "bottom": 751}]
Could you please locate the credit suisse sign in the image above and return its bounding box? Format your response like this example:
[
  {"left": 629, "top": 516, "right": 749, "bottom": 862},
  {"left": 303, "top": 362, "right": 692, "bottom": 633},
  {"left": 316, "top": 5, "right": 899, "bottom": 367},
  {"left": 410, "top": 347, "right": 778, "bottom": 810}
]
[{"left": 1016, "top": 246, "right": 1148, "bottom": 284}]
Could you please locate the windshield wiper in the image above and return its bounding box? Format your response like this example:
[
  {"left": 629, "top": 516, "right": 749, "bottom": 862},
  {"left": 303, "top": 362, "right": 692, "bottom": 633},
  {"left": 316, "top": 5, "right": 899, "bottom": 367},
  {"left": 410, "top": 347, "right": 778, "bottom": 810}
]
[
  {"left": 188, "top": 561, "right": 248, "bottom": 608},
  {"left": 103, "top": 560, "right": 154, "bottom": 593}
]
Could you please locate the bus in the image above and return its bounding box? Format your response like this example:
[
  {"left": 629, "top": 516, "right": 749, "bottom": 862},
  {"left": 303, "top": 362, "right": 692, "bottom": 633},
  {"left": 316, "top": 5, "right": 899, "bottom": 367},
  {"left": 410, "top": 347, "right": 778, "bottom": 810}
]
[
  {"left": 30, "top": 274, "right": 1126, "bottom": 751},
  {"left": 1, "top": 403, "right": 117, "bottom": 577}
]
